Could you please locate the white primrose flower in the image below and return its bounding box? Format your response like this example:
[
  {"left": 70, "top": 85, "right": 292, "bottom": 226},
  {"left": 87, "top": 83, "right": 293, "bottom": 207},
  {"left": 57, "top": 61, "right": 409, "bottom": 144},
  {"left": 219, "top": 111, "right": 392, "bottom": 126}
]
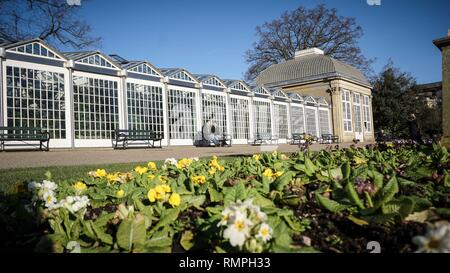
[
  {"left": 59, "top": 195, "right": 90, "bottom": 214},
  {"left": 413, "top": 221, "right": 450, "bottom": 253},
  {"left": 218, "top": 207, "right": 234, "bottom": 227},
  {"left": 256, "top": 223, "right": 272, "bottom": 243},
  {"left": 190, "top": 157, "right": 199, "bottom": 162},
  {"left": 223, "top": 212, "right": 253, "bottom": 248},
  {"left": 66, "top": 241, "right": 81, "bottom": 253},
  {"left": 41, "top": 180, "right": 58, "bottom": 192},
  {"left": 164, "top": 158, "right": 178, "bottom": 166},
  {"left": 43, "top": 192, "right": 58, "bottom": 209}
]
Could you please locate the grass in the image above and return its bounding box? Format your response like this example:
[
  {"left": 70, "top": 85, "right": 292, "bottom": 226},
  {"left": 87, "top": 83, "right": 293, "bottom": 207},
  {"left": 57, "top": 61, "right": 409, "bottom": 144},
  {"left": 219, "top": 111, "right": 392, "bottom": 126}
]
[{"left": 0, "top": 156, "right": 239, "bottom": 195}]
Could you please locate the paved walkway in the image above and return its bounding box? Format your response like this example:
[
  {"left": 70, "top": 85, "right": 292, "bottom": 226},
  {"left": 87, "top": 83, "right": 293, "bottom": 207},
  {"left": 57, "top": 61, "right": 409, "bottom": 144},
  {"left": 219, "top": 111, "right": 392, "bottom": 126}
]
[{"left": 0, "top": 143, "right": 366, "bottom": 170}]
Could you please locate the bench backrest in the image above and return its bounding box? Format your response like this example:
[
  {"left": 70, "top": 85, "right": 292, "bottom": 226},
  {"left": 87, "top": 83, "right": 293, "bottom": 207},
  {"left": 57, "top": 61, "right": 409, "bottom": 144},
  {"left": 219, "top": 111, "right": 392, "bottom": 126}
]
[
  {"left": 0, "top": 127, "right": 47, "bottom": 139},
  {"left": 115, "top": 129, "right": 162, "bottom": 139},
  {"left": 256, "top": 133, "right": 271, "bottom": 140},
  {"left": 292, "top": 133, "right": 305, "bottom": 140}
]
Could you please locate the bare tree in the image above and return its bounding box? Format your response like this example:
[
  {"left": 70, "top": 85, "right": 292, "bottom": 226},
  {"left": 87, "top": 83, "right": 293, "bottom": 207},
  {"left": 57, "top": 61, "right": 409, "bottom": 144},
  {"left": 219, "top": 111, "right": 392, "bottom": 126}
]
[
  {"left": 245, "top": 4, "right": 373, "bottom": 82},
  {"left": 0, "top": 0, "right": 100, "bottom": 49}
]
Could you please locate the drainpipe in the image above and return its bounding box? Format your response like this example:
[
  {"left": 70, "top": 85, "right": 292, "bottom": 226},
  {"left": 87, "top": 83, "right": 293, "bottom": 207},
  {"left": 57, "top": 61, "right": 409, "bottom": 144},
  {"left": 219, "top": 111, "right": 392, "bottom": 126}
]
[
  {"left": 248, "top": 91, "right": 255, "bottom": 139},
  {"left": 119, "top": 70, "right": 128, "bottom": 130},
  {"left": 269, "top": 95, "right": 275, "bottom": 136},
  {"left": 65, "top": 60, "right": 75, "bottom": 149},
  {"left": 162, "top": 77, "right": 170, "bottom": 146},
  {"left": 195, "top": 82, "right": 203, "bottom": 140},
  {"left": 0, "top": 47, "right": 5, "bottom": 127},
  {"left": 224, "top": 87, "right": 232, "bottom": 136}
]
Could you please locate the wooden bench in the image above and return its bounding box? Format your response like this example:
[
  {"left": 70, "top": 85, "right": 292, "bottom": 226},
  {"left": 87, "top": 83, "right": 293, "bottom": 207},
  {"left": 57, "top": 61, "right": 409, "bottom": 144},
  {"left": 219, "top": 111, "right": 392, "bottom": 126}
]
[
  {"left": 249, "top": 133, "right": 278, "bottom": 146},
  {"left": 113, "top": 129, "right": 163, "bottom": 149},
  {"left": 320, "top": 134, "right": 340, "bottom": 144},
  {"left": 0, "top": 127, "right": 50, "bottom": 151}
]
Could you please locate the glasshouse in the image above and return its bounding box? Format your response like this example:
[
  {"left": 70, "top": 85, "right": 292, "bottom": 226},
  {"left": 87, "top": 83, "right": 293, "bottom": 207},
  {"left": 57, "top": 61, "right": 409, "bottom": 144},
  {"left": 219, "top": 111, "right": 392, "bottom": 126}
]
[{"left": 0, "top": 39, "right": 374, "bottom": 148}]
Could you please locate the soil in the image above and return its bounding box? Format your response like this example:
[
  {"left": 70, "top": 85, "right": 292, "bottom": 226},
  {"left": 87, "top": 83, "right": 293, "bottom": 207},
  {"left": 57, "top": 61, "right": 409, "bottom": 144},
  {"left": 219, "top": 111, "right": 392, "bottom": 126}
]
[{"left": 294, "top": 201, "right": 427, "bottom": 253}]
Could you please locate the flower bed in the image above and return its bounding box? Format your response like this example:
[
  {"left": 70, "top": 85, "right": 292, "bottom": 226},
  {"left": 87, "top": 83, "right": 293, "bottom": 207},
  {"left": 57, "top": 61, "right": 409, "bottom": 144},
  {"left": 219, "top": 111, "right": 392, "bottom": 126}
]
[{"left": 1, "top": 144, "right": 450, "bottom": 253}]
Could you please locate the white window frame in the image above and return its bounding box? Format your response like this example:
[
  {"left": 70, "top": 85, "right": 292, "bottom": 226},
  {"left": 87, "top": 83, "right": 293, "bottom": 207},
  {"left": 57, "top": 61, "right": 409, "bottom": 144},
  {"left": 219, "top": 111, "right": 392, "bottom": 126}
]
[
  {"left": 166, "top": 85, "right": 198, "bottom": 145},
  {"left": 342, "top": 90, "right": 353, "bottom": 132},
  {"left": 2, "top": 59, "right": 71, "bottom": 148},
  {"left": 72, "top": 70, "right": 121, "bottom": 148},
  {"left": 229, "top": 94, "right": 250, "bottom": 144},
  {"left": 362, "top": 95, "right": 372, "bottom": 133}
]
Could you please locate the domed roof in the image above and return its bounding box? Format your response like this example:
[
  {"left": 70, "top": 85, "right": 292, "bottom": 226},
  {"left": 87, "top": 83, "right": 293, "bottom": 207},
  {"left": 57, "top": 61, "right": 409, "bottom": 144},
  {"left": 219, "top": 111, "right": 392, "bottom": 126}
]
[{"left": 256, "top": 53, "right": 371, "bottom": 88}]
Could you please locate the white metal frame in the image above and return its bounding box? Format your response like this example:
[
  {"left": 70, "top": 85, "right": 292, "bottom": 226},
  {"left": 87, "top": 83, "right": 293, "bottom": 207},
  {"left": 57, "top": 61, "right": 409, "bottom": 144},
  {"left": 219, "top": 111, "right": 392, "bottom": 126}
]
[
  {"left": 166, "top": 85, "right": 199, "bottom": 146},
  {"left": 71, "top": 70, "right": 121, "bottom": 148},
  {"left": 125, "top": 78, "right": 168, "bottom": 146},
  {"left": 229, "top": 93, "right": 251, "bottom": 144},
  {"left": 2, "top": 59, "right": 71, "bottom": 148}
]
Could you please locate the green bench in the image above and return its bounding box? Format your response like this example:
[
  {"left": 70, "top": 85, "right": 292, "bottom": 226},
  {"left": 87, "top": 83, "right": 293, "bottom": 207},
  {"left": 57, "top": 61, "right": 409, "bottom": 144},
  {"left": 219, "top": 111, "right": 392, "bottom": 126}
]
[
  {"left": 0, "top": 127, "right": 50, "bottom": 151},
  {"left": 290, "top": 133, "right": 306, "bottom": 145},
  {"left": 248, "top": 133, "right": 278, "bottom": 146},
  {"left": 320, "top": 134, "right": 340, "bottom": 144},
  {"left": 113, "top": 129, "right": 163, "bottom": 149}
]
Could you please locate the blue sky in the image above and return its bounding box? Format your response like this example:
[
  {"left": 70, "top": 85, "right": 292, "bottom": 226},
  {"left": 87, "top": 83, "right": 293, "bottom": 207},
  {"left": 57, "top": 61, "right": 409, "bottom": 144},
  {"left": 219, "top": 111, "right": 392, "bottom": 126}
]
[{"left": 79, "top": 0, "right": 450, "bottom": 83}]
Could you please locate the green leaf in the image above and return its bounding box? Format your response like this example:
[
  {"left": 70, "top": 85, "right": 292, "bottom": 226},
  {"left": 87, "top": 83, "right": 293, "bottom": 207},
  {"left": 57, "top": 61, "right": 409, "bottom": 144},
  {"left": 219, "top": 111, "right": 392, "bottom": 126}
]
[
  {"left": 224, "top": 182, "right": 247, "bottom": 206},
  {"left": 90, "top": 221, "right": 113, "bottom": 245},
  {"left": 375, "top": 176, "right": 399, "bottom": 207},
  {"left": 116, "top": 214, "right": 147, "bottom": 252},
  {"left": 341, "top": 161, "right": 351, "bottom": 180},
  {"left": 184, "top": 195, "right": 206, "bottom": 208},
  {"left": 348, "top": 215, "right": 369, "bottom": 226},
  {"left": 235, "top": 182, "right": 247, "bottom": 201},
  {"left": 247, "top": 189, "right": 275, "bottom": 208},
  {"left": 208, "top": 187, "right": 223, "bottom": 202},
  {"left": 345, "top": 182, "right": 365, "bottom": 209},
  {"left": 305, "top": 157, "right": 318, "bottom": 175},
  {"left": 151, "top": 208, "right": 180, "bottom": 231},
  {"left": 315, "top": 192, "right": 349, "bottom": 213},
  {"left": 271, "top": 171, "right": 295, "bottom": 191},
  {"left": 329, "top": 167, "right": 343, "bottom": 181},
  {"left": 146, "top": 231, "right": 172, "bottom": 248},
  {"left": 180, "top": 230, "right": 194, "bottom": 251},
  {"left": 369, "top": 170, "right": 384, "bottom": 191}
]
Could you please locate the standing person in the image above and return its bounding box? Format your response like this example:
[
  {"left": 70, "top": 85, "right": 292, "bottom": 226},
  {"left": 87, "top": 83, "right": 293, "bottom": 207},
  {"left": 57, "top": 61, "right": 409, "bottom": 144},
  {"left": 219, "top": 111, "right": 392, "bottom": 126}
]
[
  {"left": 407, "top": 113, "right": 423, "bottom": 144},
  {"left": 376, "top": 129, "right": 386, "bottom": 142}
]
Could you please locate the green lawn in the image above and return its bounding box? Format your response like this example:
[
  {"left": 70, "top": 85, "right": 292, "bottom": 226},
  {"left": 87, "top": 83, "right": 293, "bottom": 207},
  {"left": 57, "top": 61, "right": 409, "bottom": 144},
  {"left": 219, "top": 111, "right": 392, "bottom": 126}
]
[{"left": 0, "top": 156, "right": 238, "bottom": 195}]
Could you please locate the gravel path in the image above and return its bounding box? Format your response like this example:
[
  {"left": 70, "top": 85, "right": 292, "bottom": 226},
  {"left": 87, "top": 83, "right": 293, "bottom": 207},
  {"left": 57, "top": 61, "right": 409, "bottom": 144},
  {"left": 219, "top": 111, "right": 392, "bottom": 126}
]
[{"left": 0, "top": 143, "right": 368, "bottom": 170}]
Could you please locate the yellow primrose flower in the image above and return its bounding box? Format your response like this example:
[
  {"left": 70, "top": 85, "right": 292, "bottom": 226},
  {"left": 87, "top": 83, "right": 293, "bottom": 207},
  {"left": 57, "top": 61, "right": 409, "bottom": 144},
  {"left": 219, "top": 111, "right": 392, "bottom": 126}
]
[
  {"left": 95, "top": 169, "right": 107, "bottom": 178},
  {"left": 106, "top": 173, "right": 119, "bottom": 184},
  {"left": 148, "top": 174, "right": 156, "bottom": 180},
  {"left": 154, "top": 185, "right": 168, "bottom": 200},
  {"left": 147, "top": 162, "right": 157, "bottom": 170},
  {"left": 274, "top": 171, "right": 284, "bottom": 178},
  {"left": 209, "top": 168, "right": 216, "bottom": 175},
  {"left": 168, "top": 193, "right": 181, "bottom": 207},
  {"left": 353, "top": 157, "right": 367, "bottom": 165},
  {"left": 134, "top": 166, "right": 148, "bottom": 175},
  {"left": 159, "top": 184, "right": 171, "bottom": 193},
  {"left": 73, "top": 181, "right": 87, "bottom": 192},
  {"left": 253, "top": 154, "right": 261, "bottom": 161},
  {"left": 176, "top": 158, "right": 193, "bottom": 169},
  {"left": 262, "top": 168, "right": 274, "bottom": 178},
  {"left": 191, "top": 175, "right": 207, "bottom": 185},
  {"left": 116, "top": 189, "right": 125, "bottom": 198},
  {"left": 148, "top": 189, "right": 157, "bottom": 202}
]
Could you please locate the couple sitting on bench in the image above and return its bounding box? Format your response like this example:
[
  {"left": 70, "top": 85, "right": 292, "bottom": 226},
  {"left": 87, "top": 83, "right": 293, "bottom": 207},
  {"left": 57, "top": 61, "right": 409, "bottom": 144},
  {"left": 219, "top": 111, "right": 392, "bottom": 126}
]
[{"left": 196, "top": 119, "right": 232, "bottom": 147}]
